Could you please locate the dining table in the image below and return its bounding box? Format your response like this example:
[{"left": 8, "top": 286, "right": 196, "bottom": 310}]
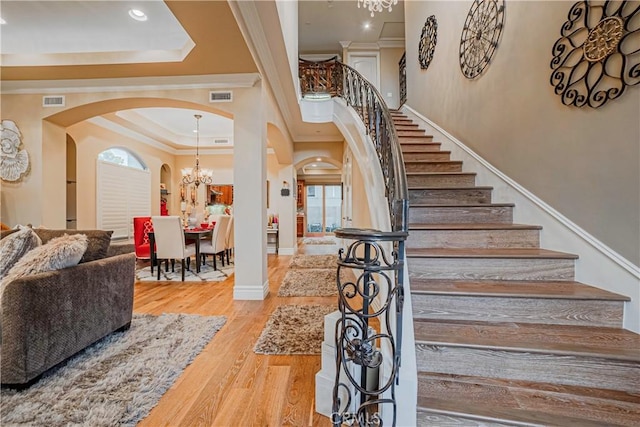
[{"left": 148, "top": 226, "right": 213, "bottom": 273}]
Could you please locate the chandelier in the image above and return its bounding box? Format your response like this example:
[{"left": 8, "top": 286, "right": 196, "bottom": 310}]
[
  {"left": 181, "top": 114, "right": 213, "bottom": 187},
  {"left": 358, "top": 0, "right": 397, "bottom": 17}
]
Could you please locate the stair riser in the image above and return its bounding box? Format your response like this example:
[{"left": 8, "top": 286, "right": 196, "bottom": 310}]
[
  {"left": 399, "top": 136, "right": 435, "bottom": 143},
  {"left": 401, "top": 143, "right": 442, "bottom": 152},
  {"left": 407, "top": 229, "right": 540, "bottom": 249},
  {"left": 409, "top": 206, "right": 514, "bottom": 224},
  {"left": 408, "top": 257, "right": 575, "bottom": 281},
  {"left": 397, "top": 130, "right": 428, "bottom": 137},
  {"left": 412, "top": 295, "right": 624, "bottom": 327},
  {"left": 395, "top": 125, "right": 420, "bottom": 130},
  {"left": 418, "top": 377, "right": 640, "bottom": 426},
  {"left": 403, "top": 152, "right": 451, "bottom": 162},
  {"left": 407, "top": 174, "right": 476, "bottom": 188},
  {"left": 417, "top": 411, "right": 523, "bottom": 427},
  {"left": 409, "top": 188, "right": 491, "bottom": 204},
  {"left": 415, "top": 345, "right": 640, "bottom": 393}
]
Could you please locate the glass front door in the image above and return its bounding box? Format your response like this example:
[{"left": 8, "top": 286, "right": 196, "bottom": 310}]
[{"left": 306, "top": 184, "right": 342, "bottom": 236}]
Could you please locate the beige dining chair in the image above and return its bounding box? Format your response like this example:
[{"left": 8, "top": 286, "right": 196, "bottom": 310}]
[
  {"left": 200, "top": 214, "right": 231, "bottom": 270},
  {"left": 151, "top": 216, "right": 196, "bottom": 281},
  {"left": 225, "top": 215, "right": 234, "bottom": 264}
]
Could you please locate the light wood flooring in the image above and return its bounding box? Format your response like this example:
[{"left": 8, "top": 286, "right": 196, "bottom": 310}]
[{"left": 135, "top": 240, "right": 339, "bottom": 427}]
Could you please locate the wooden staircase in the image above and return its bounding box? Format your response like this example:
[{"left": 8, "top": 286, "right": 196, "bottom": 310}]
[{"left": 390, "top": 111, "right": 640, "bottom": 426}]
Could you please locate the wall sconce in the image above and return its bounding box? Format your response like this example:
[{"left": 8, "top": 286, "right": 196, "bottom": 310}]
[{"left": 281, "top": 181, "right": 291, "bottom": 196}]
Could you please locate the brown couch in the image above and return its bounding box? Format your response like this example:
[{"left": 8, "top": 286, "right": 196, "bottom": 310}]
[{"left": 0, "top": 234, "right": 135, "bottom": 387}]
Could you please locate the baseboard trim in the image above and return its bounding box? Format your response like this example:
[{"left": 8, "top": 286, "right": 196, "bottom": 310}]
[
  {"left": 278, "top": 247, "right": 295, "bottom": 256},
  {"left": 233, "top": 280, "right": 269, "bottom": 300},
  {"left": 403, "top": 105, "right": 640, "bottom": 279}
]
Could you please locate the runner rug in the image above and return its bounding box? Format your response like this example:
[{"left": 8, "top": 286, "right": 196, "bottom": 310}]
[
  {"left": 288, "top": 254, "right": 338, "bottom": 270},
  {"left": 253, "top": 304, "right": 336, "bottom": 355},
  {"left": 1, "top": 313, "right": 227, "bottom": 427}
]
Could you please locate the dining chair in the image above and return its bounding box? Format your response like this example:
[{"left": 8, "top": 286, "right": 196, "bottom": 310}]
[
  {"left": 151, "top": 216, "right": 196, "bottom": 281},
  {"left": 225, "top": 215, "right": 234, "bottom": 264},
  {"left": 133, "top": 216, "right": 155, "bottom": 273},
  {"left": 200, "top": 214, "right": 231, "bottom": 270}
]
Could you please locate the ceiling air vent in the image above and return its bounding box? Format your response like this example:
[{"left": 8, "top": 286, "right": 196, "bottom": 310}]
[
  {"left": 209, "top": 91, "right": 232, "bottom": 103},
  {"left": 213, "top": 139, "right": 229, "bottom": 144},
  {"left": 42, "top": 96, "right": 65, "bottom": 107}
]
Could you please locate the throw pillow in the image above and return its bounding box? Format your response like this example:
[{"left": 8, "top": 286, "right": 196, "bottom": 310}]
[
  {"left": 0, "top": 227, "right": 42, "bottom": 279},
  {"left": 34, "top": 229, "right": 113, "bottom": 263},
  {"left": 3, "top": 233, "right": 89, "bottom": 284}
]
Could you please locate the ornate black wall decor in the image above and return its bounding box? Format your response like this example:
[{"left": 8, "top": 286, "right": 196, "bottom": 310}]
[
  {"left": 419, "top": 15, "right": 438, "bottom": 70},
  {"left": 550, "top": 1, "right": 640, "bottom": 108},
  {"left": 459, "top": 0, "right": 506, "bottom": 79}
]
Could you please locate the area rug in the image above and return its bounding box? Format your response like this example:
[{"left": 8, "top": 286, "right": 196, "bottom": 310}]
[
  {"left": 302, "top": 236, "right": 338, "bottom": 245},
  {"left": 1, "top": 313, "right": 227, "bottom": 427},
  {"left": 288, "top": 254, "right": 338, "bottom": 269},
  {"left": 136, "top": 261, "right": 234, "bottom": 282},
  {"left": 253, "top": 304, "right": 336, "bottom": 355},
  {"left": 277, "top": 268, "right": 358, "bottom": 297}
]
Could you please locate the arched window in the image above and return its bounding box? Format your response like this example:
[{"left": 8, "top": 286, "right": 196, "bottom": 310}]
[{"left": 98, "top": 147, "right": 147, "bottom": 170}]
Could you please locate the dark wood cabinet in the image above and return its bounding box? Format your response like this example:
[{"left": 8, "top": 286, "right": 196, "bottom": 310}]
[
  {"left": 296, "top": 216, "right": 304, "bottom": 237},
  {"left": 296, "top": 180, "right": 304, "bottom": 209}
]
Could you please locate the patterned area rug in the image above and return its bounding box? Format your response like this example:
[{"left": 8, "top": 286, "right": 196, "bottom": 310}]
[
  {"left": 288, "top": 254, "right": 338, "bottom": 269},
  {"left": 136, "top": 261, "right": 234, "bottom": 282},
  {"left": 253, "top": 304, "right": 336, "bottom": 354},
  {"left": 1, "top": 313, "right": 226, "bottom": 427},
  {"left": 302, "top": 236, "right": 338, "bottom": 245}
]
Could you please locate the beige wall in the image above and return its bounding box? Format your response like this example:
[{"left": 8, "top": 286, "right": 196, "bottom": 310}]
[
  {"left": 380, "top": 47, "right": 405, "bottom": 110},
  {"left": 0, "top": 86, "right": 294, "bottom": 233},
  {"left": 405, "top": 1, "right": 640, "bottom": 264}
]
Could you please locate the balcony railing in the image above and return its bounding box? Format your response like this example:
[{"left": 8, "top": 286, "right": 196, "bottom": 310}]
[
  {"left": 399, "top": 52, "right": 407, "bottom": 107},
  {"left": 299, "top": 57, "right": 409, "bottom": 426}
]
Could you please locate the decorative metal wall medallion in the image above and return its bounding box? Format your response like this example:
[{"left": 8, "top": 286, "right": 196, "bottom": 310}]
[
  {"left": 550, "top": 1, "right": 640, "bottom": 108},
  {"left": 419, "top": 15, "right": 438, "bottom": 70},
  {"left": 1, "top": 120, "right": 30, "bottom": 182},
  {"left": 459, "top": 0, "right": 505, "bottom": 79}
]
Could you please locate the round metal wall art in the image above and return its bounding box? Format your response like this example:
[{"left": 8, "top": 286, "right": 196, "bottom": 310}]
[
  {"left": 419, "top": 15, "right": 438, "bottom": 70},
  {"left": 550, "top": 1, "right": 640, "bottom": 109},
  {"left": 459, "top": 0, "right": 505, "bottom": 79}
]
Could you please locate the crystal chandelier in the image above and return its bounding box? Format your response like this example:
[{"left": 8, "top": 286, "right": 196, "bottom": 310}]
[
  {"left": 181, "top": 114, "right": 213, "bottom": 187},
  {"left": 358, "top": 0, "right": 397, "bottom": 17}
]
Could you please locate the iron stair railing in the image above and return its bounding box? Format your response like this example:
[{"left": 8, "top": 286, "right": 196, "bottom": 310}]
[{"left": 299, "top": 57, "right": 409, "bottom": 426}]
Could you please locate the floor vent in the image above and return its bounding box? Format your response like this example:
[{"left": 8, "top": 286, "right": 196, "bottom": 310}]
[
  {"left": 209, "top": 91, "right": 232, "bottom": 103},
  {"left": 42, "top": 96, "right": 65, "bottom": 107}
]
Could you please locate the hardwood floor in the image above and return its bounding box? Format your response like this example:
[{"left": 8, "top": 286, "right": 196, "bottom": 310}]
[{"left": 135, "top": 240, "right": 339, "bottom": 427}]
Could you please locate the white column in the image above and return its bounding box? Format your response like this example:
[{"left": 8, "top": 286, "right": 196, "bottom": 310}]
[
  {"left": 277, "top": 165, "right": 296, "bottom": 255},
  {"left": 233, "top": 84, "right": 269, "bottom": 300}
]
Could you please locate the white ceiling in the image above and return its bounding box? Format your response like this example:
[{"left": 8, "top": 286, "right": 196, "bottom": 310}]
[{"left": 0, "top": 0, "right": 404, "bottom": 151}]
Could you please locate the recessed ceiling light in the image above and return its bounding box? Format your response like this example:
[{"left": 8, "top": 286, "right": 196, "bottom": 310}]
[
  {"left": 311, "top": 164, "right": 317, "bottom": 167},
  {"left": 316, "top": 157, "right": 322, "bottom": 161},
  {"left": 128, "top": 9, "right": 147, "bottom": 22},
  {"left": 363, "top": 22, "right": 371, "bottom": 29}
]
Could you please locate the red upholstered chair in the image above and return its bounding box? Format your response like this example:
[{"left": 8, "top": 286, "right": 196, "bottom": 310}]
[{"left": 133, "top": 216, "right": 154, "bottom": 271}]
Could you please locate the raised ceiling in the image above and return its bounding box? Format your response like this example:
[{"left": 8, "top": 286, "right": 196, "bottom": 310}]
[{"left": 0, "top": 0, "right": 404, "bottom": 151}]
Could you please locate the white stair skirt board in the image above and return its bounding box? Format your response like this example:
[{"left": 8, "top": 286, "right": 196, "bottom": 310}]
[{"left": 403, "top": 105, "right": 640, "bottom": 333}]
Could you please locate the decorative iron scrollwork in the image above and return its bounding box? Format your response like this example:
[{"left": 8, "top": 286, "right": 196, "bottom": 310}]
[
  {"left": 459, "top": 0, "right": 505, "bottom": 79},
  {"left": 550, "top": 1, "right": 640, "bottom": 108},
  {"left": 332, "top": 228, "right": 408, "bottom": 427},
  {"left": 418, "top": 15, "right": 438, "bottom": 70}
]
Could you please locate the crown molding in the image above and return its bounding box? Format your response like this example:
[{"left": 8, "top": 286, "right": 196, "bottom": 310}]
[{"left": 0, "top": 73, "right": 261, "bottom": 94}]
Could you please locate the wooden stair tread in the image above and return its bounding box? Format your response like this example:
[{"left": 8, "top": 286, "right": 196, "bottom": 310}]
[
  {"left": 418, "top": 372, "right": 640, "bottom": 406},
  {"left": 400, "top": 141, "right": 439, "bottom": 145},
  {"left": 417, "top": 395, "right": 629, "bottom": 427},
  {"left": 398, "top": 135, "right": 434, "bottom": 139},
  {"left": 407, "top": 247, "right": 579, "bottom": 259},
  {"left": 409, "top": 185, "right": 493, "bottom": 190},
  {"left": 410, "top": 202, "right": 515, "bottom": 208},
  {"left": 413, "top": 319, "right": 640, "bottom": 360},
  {"left": 409, "top": 223, "right": 542, "bottom": 231},
  {"left": 409, "top": 278, "right": 630, "bottom": 301},
  {"left": 406, "top": 171, "right": 475, "bottom": 176}
]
